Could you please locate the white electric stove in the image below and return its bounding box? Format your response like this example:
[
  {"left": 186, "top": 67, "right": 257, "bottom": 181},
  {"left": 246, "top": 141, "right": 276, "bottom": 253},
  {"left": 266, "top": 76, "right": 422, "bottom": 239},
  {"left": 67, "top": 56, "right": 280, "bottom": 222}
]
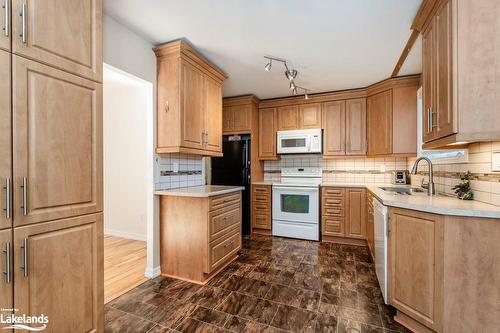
[{"left": 272, "top": 167, "right": 322, "bottom": 241}]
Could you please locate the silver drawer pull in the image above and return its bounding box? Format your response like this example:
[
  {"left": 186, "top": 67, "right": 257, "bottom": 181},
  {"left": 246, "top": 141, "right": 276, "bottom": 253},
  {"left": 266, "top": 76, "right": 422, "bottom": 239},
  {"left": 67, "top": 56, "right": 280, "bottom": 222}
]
[
  {"left": 20, "top": 238, "right": 28, "bottom": 277},
  {"left": 2, "top": 0, "right": 8, "bottom": 37},
  {"left": 3, "top": 241, "right": 11, "bottom": 283},
  {"left": 19, "top": 3, "right": 25, "bottom": 43},
  {"left": 3, "top": 178, "right": 10, "bottom": 219},
  {"left": 20, "top": 177, "right": 27, "bottom": 216}
]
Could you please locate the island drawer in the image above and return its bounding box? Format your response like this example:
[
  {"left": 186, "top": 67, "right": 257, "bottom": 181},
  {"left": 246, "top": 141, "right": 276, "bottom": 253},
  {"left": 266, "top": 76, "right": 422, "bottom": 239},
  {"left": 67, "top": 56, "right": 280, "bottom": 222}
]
[
  {"left": 210, "top": 192, "right": 241, "bottom": 211},
  {"left": 207, "top": 226, "right": 241, "bottom": 272},
  {"left": 209, "top": 205, "right": 241, "bottom": 242}
]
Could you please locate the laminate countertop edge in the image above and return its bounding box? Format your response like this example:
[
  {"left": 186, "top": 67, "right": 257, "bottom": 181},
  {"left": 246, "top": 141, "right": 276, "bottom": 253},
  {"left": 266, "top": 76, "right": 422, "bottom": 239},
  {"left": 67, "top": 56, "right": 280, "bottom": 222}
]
[{"left": 155, "top": 185, "right": 245, "bottom": 198}]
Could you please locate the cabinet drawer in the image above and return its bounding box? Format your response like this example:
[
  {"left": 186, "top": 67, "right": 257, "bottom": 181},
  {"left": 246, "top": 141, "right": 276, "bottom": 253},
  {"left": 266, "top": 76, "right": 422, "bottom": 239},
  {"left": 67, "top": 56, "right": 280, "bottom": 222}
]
[
  {"left": 208, "top": 228, "right": 241, "bottom": 272},
  {"left": 323, "top": 197, "right": 344, "bottom": 206},
  {"left": 253, "top": 213, "right": 271, "bottom": 230},
  {"left": 322, "top": 188, "right": 345, "bottom": 197},
  {"left": 323, "top": 217, "right": 343, "bottom": 235},
  {"left": 209, "top": 205, "right": 241, "bottom": 242},
  {"left": 210, "top": 192, "right": 241, "bottom": 211},
  {"left": 253, "top": 202, "right": 270, "bottom": 212},
  {"left": 323, "top": 207, "right": 344, "bottom": 217},
  {"left": 253, "top": 193, "right": 270, "bottom": 202},
  {"left": 252, "top": 185, "right": 270, "bottom": 194}
]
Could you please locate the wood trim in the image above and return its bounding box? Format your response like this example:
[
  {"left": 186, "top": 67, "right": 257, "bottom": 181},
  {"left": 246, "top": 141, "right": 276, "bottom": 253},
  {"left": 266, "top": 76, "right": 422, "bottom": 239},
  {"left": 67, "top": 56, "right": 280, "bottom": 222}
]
[
  {"left": 412, "top": 0, "right": 440, "bottom": 32},
  {"left": 156, "top": 146, "right": 223, "bottom": 156},
  {"left": 391, "top": 30, "right": 420, "bottom": 78},
  {"left": 321, "top": 235, "right": 367, "bottom": 247},
  {"left": 223, "top": 94, "right": 260, "bottom": 107}
]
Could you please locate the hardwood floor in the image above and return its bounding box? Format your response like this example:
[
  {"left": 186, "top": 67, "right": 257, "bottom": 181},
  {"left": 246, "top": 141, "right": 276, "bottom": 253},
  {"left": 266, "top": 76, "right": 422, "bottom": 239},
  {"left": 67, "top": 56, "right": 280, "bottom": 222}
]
[{"left": 104, "top": 235, "right": 147, "bottom": 303}]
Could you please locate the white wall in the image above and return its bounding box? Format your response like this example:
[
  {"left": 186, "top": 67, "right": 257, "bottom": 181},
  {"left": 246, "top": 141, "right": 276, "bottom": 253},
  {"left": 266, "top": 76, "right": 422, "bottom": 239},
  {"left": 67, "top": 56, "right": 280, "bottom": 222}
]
[
  {"left": 104, "top": 66, "right": 152, "bottom": 241},
  {"left": 103, "top": 14, "right": 160, "bottom": 277}
]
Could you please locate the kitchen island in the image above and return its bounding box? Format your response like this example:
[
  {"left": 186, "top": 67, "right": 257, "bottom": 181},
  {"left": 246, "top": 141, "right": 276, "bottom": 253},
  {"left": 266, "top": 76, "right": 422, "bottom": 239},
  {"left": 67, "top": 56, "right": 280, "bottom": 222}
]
[{"left": 156, "top": 185, "right": 244, "bottom": 284}]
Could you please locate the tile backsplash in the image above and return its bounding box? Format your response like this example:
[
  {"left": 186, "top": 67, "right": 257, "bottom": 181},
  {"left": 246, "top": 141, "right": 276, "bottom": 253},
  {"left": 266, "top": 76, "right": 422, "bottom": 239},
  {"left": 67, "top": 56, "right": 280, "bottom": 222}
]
[
  {"left": 155, "top": 153, "right": 205, "bottom": 190},
  {"left": 408, "top": 142, "right": 500, "bottom": 207},
  {"left": 264, "top": 155, "right": 408, "bottom": 184}
]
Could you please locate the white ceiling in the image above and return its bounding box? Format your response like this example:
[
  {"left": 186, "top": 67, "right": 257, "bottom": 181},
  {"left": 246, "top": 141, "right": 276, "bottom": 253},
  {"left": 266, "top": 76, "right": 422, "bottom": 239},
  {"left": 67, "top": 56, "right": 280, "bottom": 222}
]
[{"left": 104, "top": 0, "right": 423, "bottom": 99}]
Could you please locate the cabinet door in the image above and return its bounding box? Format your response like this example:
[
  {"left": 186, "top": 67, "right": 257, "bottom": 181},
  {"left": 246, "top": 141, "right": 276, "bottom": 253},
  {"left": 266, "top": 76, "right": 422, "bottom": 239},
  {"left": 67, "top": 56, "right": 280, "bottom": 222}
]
[
  {"left": 299, "top": 103, "right": 322, "bottom": 129},
  {"left": 157, "top": 57, "right": 181, "bottom": 151},
  {"left": 422, "top": 20, "right": 436, "bottom": 143},
  {"left": 388, "top": 209, "right": 443, "bottom": 331},
  {"left": 345, "top": 188, "right": 366, "bottom": 239},
  {"left": 346, "top": 98, "right": 367, "bottom": 155},
  {"left": 12, "top": 56, "right": 103, "bottom": 226},
  {"left": 322, "top": 101, "right": 345, "bottom": 156},
  {"left": 181, "top": 62, "right": 205, "bottom": 150},
  {"left": 277, "top": 105, "right": 299, "bottom": 130},
  {"left": 367, "top": 91, "right": 392, "bottom": 155},
  {"left": 11, "top": 0, "right": 102, "bottom": 82},
  {"left": 222, "top": 106, "right": 233, "bottom": 133},
  {"left": 14, "top": 213, "right": 103, "bottom": 332},
  {"left": 435, "top": 0, "right": 455, "bottom": 139},
  {"left": 0, "top": 0, "right": 10, "bottom": 51},
  {"left": 0, "top": 229, "right": 13, "bottom": 328},
  {"left": 258, "top": 108, "right": 277, "bottom": 159},
  {"left": 204, "top": 75, "right": 222, "bottom": 152},
  {"left": 0, "top": 50, "right": 11, "bottom": 230},
  {"left": 232, "top": 104, "right": 252, "bottom": 132}
]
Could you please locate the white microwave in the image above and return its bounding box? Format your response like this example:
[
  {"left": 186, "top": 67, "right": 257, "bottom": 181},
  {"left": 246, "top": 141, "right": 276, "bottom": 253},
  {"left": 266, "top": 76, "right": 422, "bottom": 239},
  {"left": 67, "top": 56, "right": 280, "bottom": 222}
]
[{"left": 277, "top": 129, "right": 322, "bottom": 154}]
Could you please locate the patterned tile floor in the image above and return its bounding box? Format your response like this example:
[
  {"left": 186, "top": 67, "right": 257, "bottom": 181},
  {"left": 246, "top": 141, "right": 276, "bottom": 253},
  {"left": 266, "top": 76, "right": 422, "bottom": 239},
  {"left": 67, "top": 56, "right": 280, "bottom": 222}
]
[{"left": 105, "top": 235, "right": 409, "bottom": 333}]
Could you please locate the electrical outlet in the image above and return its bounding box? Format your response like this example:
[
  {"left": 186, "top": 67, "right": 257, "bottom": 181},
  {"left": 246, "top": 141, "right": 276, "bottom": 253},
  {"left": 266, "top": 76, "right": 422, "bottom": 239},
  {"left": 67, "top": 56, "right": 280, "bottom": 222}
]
[
  {"left": 173, "top": 162, "right": 179, "bottom": 173},
  {"left": 492, "top": 151, "right": 500, "bottom": 172},
  {"left": 379, "top": 165, "right": 386, "bottom": 173}
]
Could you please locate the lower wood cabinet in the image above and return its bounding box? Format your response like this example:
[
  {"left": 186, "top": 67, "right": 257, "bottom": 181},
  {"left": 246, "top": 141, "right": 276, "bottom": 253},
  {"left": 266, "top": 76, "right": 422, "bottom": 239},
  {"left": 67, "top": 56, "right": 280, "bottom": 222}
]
[
  {"left": 321, "top": 187, "right": 366, "bottom": 244},
  {"left": 251, "top": 185, "right": 272, "bottom": 234},
  {"left": 13, "top": 214, "right": 104, "bottom": 332},
  {"left": 160, "top": 191, "right": 242, "bottom": 283},
  {"left": 366, "top": 191, "right": 375, "bottom": 259}
]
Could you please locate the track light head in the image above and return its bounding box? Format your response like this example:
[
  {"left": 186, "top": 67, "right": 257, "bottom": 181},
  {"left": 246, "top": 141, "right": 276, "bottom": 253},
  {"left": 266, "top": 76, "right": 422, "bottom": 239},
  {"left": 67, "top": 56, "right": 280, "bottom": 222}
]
[
  {"left": 264, "top": 60, "right": 272, "bottom": 71},
  {"left": 289, "top": 81, "right": 296, "bottom": 90},
  {"left": 285, "top": 69, "right": 298, "bottom": 81},
  {"left": 304, "top": 92, "right": 309, "bottom": 100}
]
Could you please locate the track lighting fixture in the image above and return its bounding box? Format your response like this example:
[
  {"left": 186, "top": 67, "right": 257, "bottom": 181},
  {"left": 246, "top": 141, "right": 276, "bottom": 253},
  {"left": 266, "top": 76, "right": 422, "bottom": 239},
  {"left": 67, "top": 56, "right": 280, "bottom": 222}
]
[{"left": 263, "top": 56, "right": 311, "bottom": 99}]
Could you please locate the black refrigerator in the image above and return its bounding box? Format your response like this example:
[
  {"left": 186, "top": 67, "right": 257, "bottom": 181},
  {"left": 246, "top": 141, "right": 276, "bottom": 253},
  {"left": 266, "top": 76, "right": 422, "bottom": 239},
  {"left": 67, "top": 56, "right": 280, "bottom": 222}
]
[{"left": 211, "top": 135, "right": 251, "bottom": 235}]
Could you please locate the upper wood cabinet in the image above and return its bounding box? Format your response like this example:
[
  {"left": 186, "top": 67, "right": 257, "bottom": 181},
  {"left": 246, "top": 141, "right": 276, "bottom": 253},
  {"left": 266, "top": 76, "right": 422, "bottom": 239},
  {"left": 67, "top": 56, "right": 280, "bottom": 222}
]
[
  {"left": 367, "top": 90, "right": 393, "bottom": 155},
  {"left": 388, "top": 208, "right": 443, "bottom": 332},
  {"left": 14, "top": 214, "right": 103, "bottom": 332},
  {"left": 299, "top": 103, "right": 322, "bottom": 129},
  {"left": 322, "top": 101, "right": 346, "bottom": 156},
  {"left": 421, "top": 0, "right": 500, "bottom": 148},
  {"left": 11, "top": 0, "right": 102, "bottom": 82},
  {"left": 0, "top": 50, "right": 11, "bottom": 230},
  {"left": 277, "top": 105, "right": 299, "bottom": 131},
  {"left": 222, "top": 96, "right": 260, "bottom": 134},
  {"left": 12, "top": 56, "right": 103, "bottom": 226},
  {"left": 154, "top": 40, "right": 227, "bottom": 157},
  {"left": 258, "top": 108, "right": 277, "bottom": 159},
  {"left": 346, "top": 98, "right": 367, "bottom": 155},
  {"left": 0, "top": 0, "right": 10, "bottom": 52}
]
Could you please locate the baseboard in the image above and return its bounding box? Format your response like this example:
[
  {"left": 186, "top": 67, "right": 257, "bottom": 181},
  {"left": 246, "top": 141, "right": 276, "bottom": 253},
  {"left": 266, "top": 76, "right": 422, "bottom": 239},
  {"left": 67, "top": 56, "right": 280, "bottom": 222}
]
[
  {"left": 104, "top": 228, "right": 147, "bottom": 242},
  {"left": 144, "top": 266, "right": 161, "bottom": 279}
]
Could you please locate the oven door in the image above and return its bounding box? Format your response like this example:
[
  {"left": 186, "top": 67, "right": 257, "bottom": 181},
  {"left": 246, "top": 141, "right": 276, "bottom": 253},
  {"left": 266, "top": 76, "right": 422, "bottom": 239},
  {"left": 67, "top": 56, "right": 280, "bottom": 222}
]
[
  {"left": 272, "top": 186, "right": 318, "bottom": 223},
  {"left": 277, "top": 134, "right": 310, "bottom": 154}
]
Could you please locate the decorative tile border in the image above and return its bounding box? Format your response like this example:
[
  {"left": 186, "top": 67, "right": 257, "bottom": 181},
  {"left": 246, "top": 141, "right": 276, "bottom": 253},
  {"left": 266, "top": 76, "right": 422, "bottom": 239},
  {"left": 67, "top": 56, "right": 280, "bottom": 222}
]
[{"left": 160, "top": 170, "right": 202, "bottom": 176}]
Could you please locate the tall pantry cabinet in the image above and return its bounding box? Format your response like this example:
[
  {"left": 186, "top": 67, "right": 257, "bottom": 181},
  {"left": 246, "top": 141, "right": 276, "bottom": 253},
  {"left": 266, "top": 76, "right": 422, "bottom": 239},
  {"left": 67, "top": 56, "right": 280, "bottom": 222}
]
[{"left": 1, "top": 0, "right": 103, "bottom": 331}]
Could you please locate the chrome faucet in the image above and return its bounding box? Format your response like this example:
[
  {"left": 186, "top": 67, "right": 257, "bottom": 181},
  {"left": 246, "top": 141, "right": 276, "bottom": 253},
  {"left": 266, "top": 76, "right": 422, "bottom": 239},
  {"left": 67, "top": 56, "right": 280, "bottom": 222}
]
[{"left": 410, "top": 157, "right": 435, "bottom": 196}]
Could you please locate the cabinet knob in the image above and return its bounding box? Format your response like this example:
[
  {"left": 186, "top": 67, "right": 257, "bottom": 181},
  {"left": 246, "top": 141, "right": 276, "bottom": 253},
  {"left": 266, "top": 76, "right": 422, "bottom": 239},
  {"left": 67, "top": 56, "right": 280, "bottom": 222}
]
[{"left": 165, "top": 101, "right": 169, "bottom": 113}]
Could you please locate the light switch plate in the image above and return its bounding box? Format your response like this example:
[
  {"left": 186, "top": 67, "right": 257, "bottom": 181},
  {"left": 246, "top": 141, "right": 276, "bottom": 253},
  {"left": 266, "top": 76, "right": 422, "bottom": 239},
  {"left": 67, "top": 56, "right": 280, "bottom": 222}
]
[{"left": 492, "top": 151, "right": 500, "bottom": 172}]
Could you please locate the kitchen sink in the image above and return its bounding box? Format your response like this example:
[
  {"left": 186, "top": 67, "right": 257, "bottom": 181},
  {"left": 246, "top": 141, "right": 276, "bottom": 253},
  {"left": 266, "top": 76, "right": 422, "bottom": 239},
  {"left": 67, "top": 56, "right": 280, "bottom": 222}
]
[{"left": 379, "top": 186, "right": 424, "bottom": 194}]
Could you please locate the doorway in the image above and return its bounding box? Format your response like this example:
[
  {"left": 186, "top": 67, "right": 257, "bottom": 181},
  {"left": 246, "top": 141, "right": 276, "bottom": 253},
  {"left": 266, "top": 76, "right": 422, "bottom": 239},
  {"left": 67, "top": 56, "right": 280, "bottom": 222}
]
[{"left": 103, "top": 64, "right": 154, "bottom": 303}]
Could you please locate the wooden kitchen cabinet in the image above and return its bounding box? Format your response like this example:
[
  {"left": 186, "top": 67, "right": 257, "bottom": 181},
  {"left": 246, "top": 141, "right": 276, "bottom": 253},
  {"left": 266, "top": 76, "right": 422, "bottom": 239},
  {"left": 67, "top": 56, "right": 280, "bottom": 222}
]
[
  {"left": 346, "top": 98, "right": 367, "bottom": 155},
  {"left": 420, "top": 0, "right": 500, "bottom": 148},
  {"left": 388, "top": 208, "right": 443, "bottom": 332},
  {"left": 251, "top": 184, "right": 272, "bottom": 234},
  {"left": 14, "top": 213, "right": 103, "bottom": 332},
  {"left": 258, "top": 107, "right": 278, "bottom": 159},
  {"left": 11, "top": 0, "right": 102, "bottom": 82},
  {"left": 0, "top": 0, "right": 9, "bottom": 52},
  {"left": 321, "top": 187, "right": 366, "bottom": 245},
  {"left": 0, "top": 50, "right": 11, "bottom": 230},
  {"left": 12, "top": 55, "right": 103, "bottom": 227},
  {"left": 322, "top": 101, "right": 346, "bottom": 156},
  {"left": 277, "top": 105, "right": 299, "bottom": 130},
  {"left": 160, "top": 191, "right": 242, "bottom": 283},
  {"left": 367, "top": 90, "right": 392, "bottom": 156},
  {"left": 223, "top": 104, "right": 251, "bottom": 133},
  {"left": 0, "top": 229, "right": 13, "bottom": 327},
  {"left": 299, "top": 103, "right": 322, "bottom": 129},
  {"left": 366, "top": 191, "right": 374, "bottom": 260},
  {"left": 154, "top": 40, "right": 227, "bottom": 157}
]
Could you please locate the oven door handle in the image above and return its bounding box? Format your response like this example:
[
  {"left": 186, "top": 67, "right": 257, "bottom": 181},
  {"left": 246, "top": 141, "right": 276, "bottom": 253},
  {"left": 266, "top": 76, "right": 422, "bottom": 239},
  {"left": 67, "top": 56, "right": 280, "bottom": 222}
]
[{"left": 273, "top": 186, "right": 318, "bottom": 192}]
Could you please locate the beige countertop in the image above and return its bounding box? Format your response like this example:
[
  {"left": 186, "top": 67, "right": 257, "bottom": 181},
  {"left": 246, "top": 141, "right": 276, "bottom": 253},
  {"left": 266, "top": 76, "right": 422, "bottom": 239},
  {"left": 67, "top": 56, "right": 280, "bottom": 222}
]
[
  {"left": 252, "top": 181, "right": 500, "bottom": 218},
  {"left": 155, "top": 185, "right": 244, "bottom": 198}
]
